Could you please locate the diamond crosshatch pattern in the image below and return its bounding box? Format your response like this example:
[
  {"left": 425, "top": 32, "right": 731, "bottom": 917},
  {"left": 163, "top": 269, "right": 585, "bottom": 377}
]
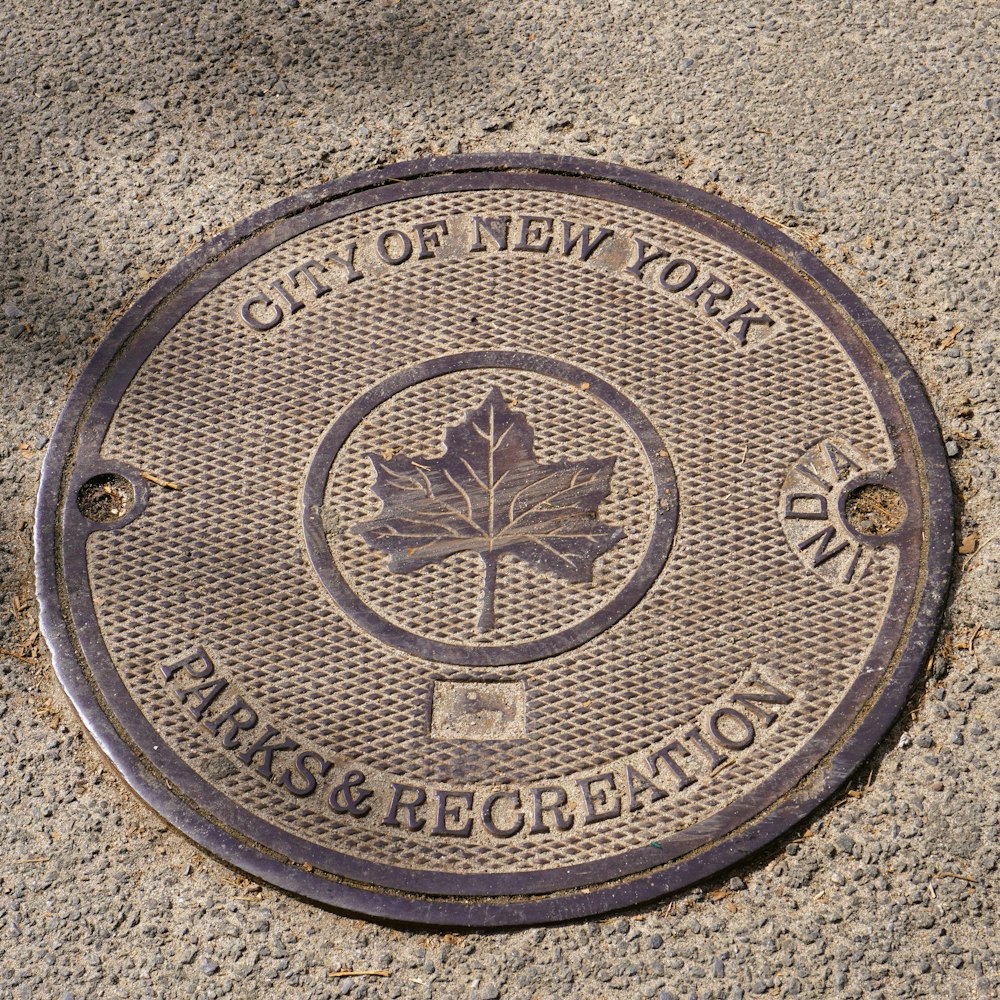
[
  {"left": 81, "top": 185, "right": 901, "bottom": 876},
  {"left": 35, "top": 154, "right": 950, "bottom": 929}
]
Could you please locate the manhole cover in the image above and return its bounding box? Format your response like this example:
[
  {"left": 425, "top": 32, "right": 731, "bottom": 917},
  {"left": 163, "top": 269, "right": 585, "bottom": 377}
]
[{"left": 37, "top": 155, "right": 952, "bottom": 925}]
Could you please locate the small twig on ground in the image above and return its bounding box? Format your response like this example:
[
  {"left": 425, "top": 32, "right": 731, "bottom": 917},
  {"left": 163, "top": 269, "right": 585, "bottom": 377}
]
[
  {"left": 959, "top": 623, "right": 982, "bottom": 654},
  {"left": 329, "top": 970, "right": 390, "bottom": 979},
  {"left": 964, "top": 531, "right": 999, "bottom": 571},
  {"left": 140, "top": 470, "right": 180, "bottom": 490},
  {"left": 971, "top": 625, "right": 984, "bottom": 667},
  {"left": 935, "top": 872, "right": 977, "bottom": 884},
  {"left": 0, "top": 648, "right": 35, "bottom": 665},
  {"left": 938, "top": 325, "right": 962, "bottom": 349}
]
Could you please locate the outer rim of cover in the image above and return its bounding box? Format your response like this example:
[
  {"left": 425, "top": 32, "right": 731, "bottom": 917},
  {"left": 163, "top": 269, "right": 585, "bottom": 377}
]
[{"left": 34, "top": 154, "right": 954, "bottom": 927}]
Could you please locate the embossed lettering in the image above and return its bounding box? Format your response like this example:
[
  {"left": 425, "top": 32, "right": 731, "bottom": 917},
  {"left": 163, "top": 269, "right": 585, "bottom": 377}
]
[
  {"left": 279, "top": 751, "right": 332, "bottom": 798},
  {"left": 382, "top": 783, "right": 427, "bottom": 831},
  {"left": 732, "top": 679, "right": 793, "bottom": 726},
  {"left": 798, "top": 525, "right": 850, "bottom": 566},
  {"left": 375, "top": 229, "right": 413, "bottom": 265},
  {"left": 528, "top": 786, "right": 574, "bottom": 834},
  {"left": 239, "top": 294, "right": 283, "bottom": 331},
  {"left": 625, "top": 237, "right": 670, "bottom": 277},
  {"left": 287, "top": 259, "right": 332, "bottom": 298},
  {"left": 322, "top": 243, "right": 363, "bottom": 283},
  {"left": 685, "top": 274, "right": 732, "bottom": 316},
  {"left": 469, "top": 215, "right": 511, "bottom": 251},
  {"left": 579, "top": 773, "right": 622, "bottom": 825},
  {"left": 414, "top": 220, "right": 449, "bottom": 260},
  {"left": 794, "top": 462, "right": 834, "bottom": 493},
  {"left": 561, "top": 221, "right": 614, "bottom": 261},
  {"left": 624, "top": 763, "right": 669, "bottom": 811},
  {"left": 824, "top": 441, "right": 863, "bottom": 480},
  {"left": 204, "top": 697, "right": 259, "bottom": 748},
  {"left": 718, "top": 301, "right": 774, "bottom": 346},
  {"left": 647, "top": 741, "right": 696, "bottom": 791},
  {"left": 236, "top": 725, "right": 300, "bottom": 780},
  {"left": 175, "top": 677, "right": 229, "bottom": 721},
  {"left": 784, "top": 493, "right": 828, "bottom": 520},
  {"left": 843, "top": 545, "right": 866, "bottom": 584},
  {"left": 161, "top": 648, "right": 214, "bottom": 682},
  {"left": 709, "top": 707, "right": 756, "bottom": 750},
  {"left": 684, "top": 727, "right": 727, "bottom": 769},
  {"left": 514, "top": 215, "right": 555, "bottom": 253},
  {"left": 482, "top": 791, "right": 525, "bottom": 838},
  {"left": 268, "top": 278, "right": 304, "bottom": 315},
  {"left": 658, "top": 258, "right": 698, "bottom": 292},
  {"left": 330, "top": 770, "right": 374, "bottom": 817},
  {"left": 431, "top": 790, "right": 474, "bottom": 837}
]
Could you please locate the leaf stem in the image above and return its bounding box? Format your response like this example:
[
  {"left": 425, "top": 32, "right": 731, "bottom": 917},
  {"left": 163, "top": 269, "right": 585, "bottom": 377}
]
[{"left": 477, "top": 552, "right": 498, "bottom": 633}]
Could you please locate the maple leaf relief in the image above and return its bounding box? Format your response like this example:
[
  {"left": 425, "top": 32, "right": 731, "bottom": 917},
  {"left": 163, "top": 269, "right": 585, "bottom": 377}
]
[{"left": 353, "top": 387, "right": 624, "bottom": 632}]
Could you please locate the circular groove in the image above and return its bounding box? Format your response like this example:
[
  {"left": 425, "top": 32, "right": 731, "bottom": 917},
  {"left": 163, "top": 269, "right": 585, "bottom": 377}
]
[{"left": 35, "top": 155, "right": 952, "bottom": 926}]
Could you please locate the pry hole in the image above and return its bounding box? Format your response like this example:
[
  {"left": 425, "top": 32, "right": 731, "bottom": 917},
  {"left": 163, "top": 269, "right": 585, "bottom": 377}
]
[
  {"left": 77, "top": 473, "right": 135, "bottom": 523},
  {"left": 845, "top": 484, "right": 907, "bottom": 536}
]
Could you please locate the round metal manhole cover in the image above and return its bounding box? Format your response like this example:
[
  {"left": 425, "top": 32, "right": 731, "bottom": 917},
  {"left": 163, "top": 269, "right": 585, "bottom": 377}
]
[{"left": 36, "top": 155, "right": 952, "bottom": 925}]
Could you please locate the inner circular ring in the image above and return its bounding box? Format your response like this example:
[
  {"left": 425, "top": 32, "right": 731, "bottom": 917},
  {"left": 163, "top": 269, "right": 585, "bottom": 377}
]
[{"left": 303, "top": 351, "right": 679, "bottom": 666}]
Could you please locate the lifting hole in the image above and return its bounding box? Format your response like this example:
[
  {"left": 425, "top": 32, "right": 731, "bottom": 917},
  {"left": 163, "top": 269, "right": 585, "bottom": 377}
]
[
  {"left": 77, "top": 473, "right": 135, "bottom": 523},
  {"left": 844, "top": 483, "right": 907, "bottom": 536}
]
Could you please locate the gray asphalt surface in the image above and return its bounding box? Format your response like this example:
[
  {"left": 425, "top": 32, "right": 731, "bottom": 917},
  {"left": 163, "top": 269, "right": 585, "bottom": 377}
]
[{"left": 1, "top": 1, "right": 997, "bottom": 997}]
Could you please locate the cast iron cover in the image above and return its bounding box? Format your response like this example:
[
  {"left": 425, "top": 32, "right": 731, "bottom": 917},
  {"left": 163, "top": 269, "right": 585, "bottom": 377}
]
[{"left": 36, "top": 155, "right": 952, "bottom": 925}]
